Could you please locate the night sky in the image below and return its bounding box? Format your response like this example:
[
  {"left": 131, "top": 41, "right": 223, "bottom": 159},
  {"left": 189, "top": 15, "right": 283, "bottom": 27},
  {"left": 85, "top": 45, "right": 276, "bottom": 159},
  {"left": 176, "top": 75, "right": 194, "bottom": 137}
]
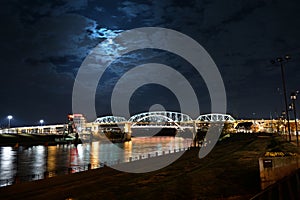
[{"left": 1, "top": 0, "right": 300, "bottom": 126}]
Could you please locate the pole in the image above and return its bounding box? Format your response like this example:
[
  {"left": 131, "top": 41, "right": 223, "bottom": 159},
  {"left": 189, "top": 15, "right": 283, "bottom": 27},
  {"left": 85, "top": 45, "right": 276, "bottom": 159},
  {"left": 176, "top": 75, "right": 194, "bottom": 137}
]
[
  {"left": 293, "top": 99, "right": 299, "bottom": 146},
  {"left": 280, "top": 62, "right": 291, "bottom": 142},
  {"left": 8, "top": 119, "right": 10, "bottom": 129}
]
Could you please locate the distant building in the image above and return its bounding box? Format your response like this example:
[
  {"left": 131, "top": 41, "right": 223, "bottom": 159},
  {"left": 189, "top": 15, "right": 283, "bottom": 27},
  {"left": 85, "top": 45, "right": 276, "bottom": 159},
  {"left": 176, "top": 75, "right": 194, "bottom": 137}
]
[{"left": 68, "top": 114, "right": 86, "bottom": 133}]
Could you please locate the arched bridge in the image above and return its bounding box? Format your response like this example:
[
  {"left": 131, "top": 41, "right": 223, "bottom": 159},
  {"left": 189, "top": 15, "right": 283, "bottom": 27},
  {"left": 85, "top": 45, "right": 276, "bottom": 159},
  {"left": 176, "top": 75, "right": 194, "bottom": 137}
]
[
  {"left": 92, "top": 112, "right": 235, "bottom": 129},
  {"left": 93, "top": 112, "right": 235, "bottom": 124}
]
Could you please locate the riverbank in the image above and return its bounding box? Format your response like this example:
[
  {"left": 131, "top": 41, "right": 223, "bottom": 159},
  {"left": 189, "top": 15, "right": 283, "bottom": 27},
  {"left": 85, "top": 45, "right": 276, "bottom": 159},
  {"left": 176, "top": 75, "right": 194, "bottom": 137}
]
[
  {"left": 1, "top": 134, "right": 298, "bottom": 199},
  {"left": 0, "top": 134, "right": 78, "bottom": 146}
]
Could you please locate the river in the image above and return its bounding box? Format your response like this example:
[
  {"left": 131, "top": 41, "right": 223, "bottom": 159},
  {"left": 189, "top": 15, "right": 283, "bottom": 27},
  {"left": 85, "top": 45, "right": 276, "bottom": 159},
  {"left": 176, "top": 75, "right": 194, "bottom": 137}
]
[{"left": 0, "top": 136, "right": 192, "bottom": 186}]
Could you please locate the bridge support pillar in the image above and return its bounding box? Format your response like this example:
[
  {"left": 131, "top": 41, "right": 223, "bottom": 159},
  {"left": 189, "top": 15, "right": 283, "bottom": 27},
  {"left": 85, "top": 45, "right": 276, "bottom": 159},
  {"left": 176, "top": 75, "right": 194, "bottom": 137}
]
[
  {"left": 124, "top": 122, "right": 132, "bottom": 141},
  {"left": 193, "top": 121, "right": 197, "bottom": 147}
]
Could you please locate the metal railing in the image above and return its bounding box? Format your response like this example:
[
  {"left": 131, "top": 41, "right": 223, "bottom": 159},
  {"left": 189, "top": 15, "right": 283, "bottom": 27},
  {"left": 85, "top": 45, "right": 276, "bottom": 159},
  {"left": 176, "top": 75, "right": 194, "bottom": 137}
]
[{"left": 250, "top": 168, "right": 300, "bottom": 200}]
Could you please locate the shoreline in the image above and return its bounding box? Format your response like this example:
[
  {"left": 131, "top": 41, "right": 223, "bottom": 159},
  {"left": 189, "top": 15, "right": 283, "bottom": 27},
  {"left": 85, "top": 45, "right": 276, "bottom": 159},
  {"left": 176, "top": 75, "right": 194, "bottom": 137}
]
[{"left": 0, "top": 134, "right": 80, "bottom": 147}]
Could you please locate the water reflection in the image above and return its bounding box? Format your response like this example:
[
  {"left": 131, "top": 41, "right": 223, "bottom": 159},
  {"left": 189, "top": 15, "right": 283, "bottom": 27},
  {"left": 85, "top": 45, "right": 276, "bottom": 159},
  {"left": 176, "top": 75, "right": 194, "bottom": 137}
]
[
  {"left": 47, "top": 146, "right": 56, "bottom": 171},
  {"left": 0, "top": 137, "right": 192, "bottom": 185},
  {"left": 88, "top": 143, "right": 99, "bottom": 168},
  {"left": 0, "top": 147, "right": 15, "bottom": 180}
]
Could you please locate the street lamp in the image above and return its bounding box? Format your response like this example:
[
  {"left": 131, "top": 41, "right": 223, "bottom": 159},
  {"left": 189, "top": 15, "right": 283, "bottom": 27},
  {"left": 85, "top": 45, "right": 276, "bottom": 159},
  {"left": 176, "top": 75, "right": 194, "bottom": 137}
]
[
  {"left": 271, "top": 55, "right": 292, "bottom": 142},
  {"left": 280, "top": 110, "right": 287, "bottom": 138},
  {"left": 39, "top": 119, "right": 44, "bottom": 134},
  {"left": 7, "top": 115, "right": 13, "bottom": 128},
  {"left": 290, "top": 92, "right": 299, "bottom": 146}
]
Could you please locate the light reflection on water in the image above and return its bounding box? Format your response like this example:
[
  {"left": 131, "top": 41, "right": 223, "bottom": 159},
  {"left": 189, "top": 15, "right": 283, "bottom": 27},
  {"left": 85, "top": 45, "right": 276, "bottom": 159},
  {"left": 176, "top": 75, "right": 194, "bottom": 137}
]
[{"left": 0, "top": 137, "right": 192, "bottom": 183}]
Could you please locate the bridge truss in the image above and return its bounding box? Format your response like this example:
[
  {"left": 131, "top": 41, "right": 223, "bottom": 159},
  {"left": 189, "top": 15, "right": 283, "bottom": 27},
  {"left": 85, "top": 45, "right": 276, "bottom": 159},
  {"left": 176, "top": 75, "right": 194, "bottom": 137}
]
[
  {"left": 128, "top": 111, "right": 193, "bottom": 129},
  {"left": 196, "top": 113, "right": 235, "bottom": 122},
  {"left": 94, "top": 116, "right": 127, "bottom": 124},
  {"left": 129, "top": 111, "right": 193, "bottom": 123}
]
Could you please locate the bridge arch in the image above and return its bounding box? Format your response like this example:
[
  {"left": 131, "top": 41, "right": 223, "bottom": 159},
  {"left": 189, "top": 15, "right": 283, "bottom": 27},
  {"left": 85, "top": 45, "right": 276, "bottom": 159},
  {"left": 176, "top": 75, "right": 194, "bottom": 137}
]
[
  {"left": 196, "top": 113, "right": 235, "bottom": 122},
  {"left": 94, "top": 116, "right": 127, "bottom": 124},
  {"left": 131, "top": 114, "right": 182, "bottom": 129},
  {"left": 129, "top": 111, "right": 192, "bottom": 123}
]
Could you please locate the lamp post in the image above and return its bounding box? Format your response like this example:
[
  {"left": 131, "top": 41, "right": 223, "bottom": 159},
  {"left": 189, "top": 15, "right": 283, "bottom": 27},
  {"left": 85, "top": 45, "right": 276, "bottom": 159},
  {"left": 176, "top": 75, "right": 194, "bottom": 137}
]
[
  {"left": 39, "top": 119, "right": 44, "bottom": 134},
  {"left": 7, "top": 115, "right": 13, "bottom": 128},
  {"left": 281, "top": 110, "right": 287, "bottom": 139},
  {"left": 290, "top": 92, "right": 299, "bottom": 146},
  {"left": 271, "top": 55, "right": 291, "bottom": 142}
]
